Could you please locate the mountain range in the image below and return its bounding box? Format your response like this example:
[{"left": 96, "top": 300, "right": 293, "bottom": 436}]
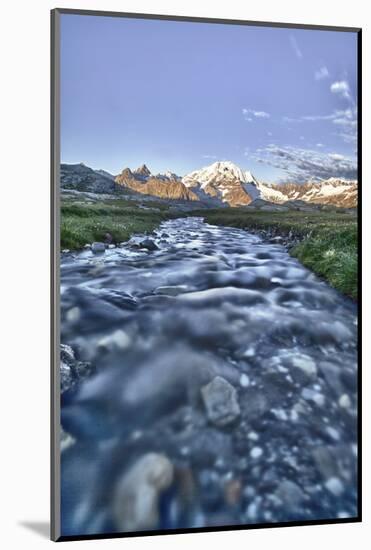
[{"left": 60, "top": 161, "right": 357, "bottom": 208}]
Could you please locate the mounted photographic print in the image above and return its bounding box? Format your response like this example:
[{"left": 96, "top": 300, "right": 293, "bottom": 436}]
[{"left": 51, "top": 9, "right": 361, "bottom": 541}]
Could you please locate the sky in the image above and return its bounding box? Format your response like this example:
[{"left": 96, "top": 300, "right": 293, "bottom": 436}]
[{"left": 60, "top": 14, "right": 358, "bottom": 183}]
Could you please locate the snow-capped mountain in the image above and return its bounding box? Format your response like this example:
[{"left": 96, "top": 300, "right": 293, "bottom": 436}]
[
  {"left": 182, "top": 161, "right": 357, "bottom": 207},
  {"left": 262, "top": 178, "right": 357, "bottom": 207},
  {"left": 182, "top": 161, "right": 259, "bottom": 206}
]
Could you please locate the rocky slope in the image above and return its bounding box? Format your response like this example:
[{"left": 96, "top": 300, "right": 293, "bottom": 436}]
[
  {"left": 115, "top": 164, "right": 199, "bottom": 202},
  {"left": 263, "top": 178, "right": 358, "bottom": 208},
  {"left": 60, "top": 163, "right": 118, "bottom": 194}
]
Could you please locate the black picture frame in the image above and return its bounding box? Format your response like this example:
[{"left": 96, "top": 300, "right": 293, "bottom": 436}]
[{"left": 51, "top": 8, "right": 362, "bottom": 542}]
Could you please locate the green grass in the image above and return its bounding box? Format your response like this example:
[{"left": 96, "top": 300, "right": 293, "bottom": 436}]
[
  {"left": 61, "top": 198, "right": 173, "bottom": 250},
  {"left": 292, "top": 225, "right": 357, "bottom": 299},
  {"left": 193, "top": 208, "right": 358, "bottom": 299}
]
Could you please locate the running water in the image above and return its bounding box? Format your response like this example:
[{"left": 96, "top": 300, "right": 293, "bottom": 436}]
[{"left": 60, "top": 217, "right": 358, "bottom": 536}]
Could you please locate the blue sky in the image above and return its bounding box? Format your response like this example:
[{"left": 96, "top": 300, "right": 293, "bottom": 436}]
[{"left": 61, "top": 14, "right": 358, "bottom": 183}]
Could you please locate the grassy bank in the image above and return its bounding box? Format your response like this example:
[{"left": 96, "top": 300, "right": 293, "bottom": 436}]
[
  {"left": 61, "top": 197, "right": 173, "bottom": 250},
  {"left": 194, "top": 209, "right": 358, "bottom": 299}
]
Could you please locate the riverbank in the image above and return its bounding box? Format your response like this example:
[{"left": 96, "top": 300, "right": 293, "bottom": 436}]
[
  {"left": 61, "top": 196, "right": 174, "bottom": 250},
  {"left": 192, "top": 209, "right": 358, "bottom": 300},
  {"left": 61, "top": 197, "right": 358, "bottom": 299}
]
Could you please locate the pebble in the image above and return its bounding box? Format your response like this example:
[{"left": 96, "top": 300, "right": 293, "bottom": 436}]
[
  {"left": 246, "top": 501, "right": 258, "bottom": 520},
  {"left": 97, "top": 329, "right": 131, "bottom": 350},
  {"left": 292, "top": 354, "right": 317, "bottom": 377},
  {"left": 66, "top": 306, "right": 80, "bottom": 322},
  {"left": 339, "top": 394, "right": 351, "bottom": 409},
  {"left": 301, "top": 388, "right": 325, "bottom": 407},
  {"left": 240, "top": 373, "right": 250, "bottom": 387},
  {"left": 326, "top": 427, "right": 340, "bottom": 441},
  {"left": 325, "top": 477, "right": 344, "bottom": 496},
  {"left": 250, "top": 447, "right": 263, "bottom": 459}
]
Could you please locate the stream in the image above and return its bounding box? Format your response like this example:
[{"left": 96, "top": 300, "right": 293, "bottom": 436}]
[{"left": 60, "top": 217, "right": 358, "bottom": 536}]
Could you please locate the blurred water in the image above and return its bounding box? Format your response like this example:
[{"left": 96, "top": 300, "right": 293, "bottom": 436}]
[{"left": 60, "top": 217, "right": 358, "bottom": 536}]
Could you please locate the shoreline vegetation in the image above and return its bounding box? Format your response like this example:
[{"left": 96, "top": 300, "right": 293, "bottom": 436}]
[
  {"left": 61, "top": 195, "right": 357, "bottom": 300},
  {"left": 196, "top": 209, "right": 357, "bottom": 300}
]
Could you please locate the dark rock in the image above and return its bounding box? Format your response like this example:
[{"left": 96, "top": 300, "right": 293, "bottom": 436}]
[{"left": 140, "top": 238, "right": 159, "bottom": 251}]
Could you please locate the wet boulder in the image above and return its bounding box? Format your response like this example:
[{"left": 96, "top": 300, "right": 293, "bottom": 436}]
[
  {"left": 113, "top": 453, "right": 174, "bottom": 531},
  {"left": 91, "top": 242, "right": 106, "bottom": 254},
  {"left": 139, "top": 238, "right": 159, "bottom": 251},
  {"left": 201, "top": 376, "right": 240, "bottom": 427}
]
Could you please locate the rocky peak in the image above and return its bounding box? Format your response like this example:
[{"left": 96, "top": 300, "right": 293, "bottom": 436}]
[{"left": 133, "top": 164, "right": 151, "bottom": 178}]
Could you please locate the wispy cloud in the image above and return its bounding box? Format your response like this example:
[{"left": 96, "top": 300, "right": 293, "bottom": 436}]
[
  {"left": 281, "top": 108, "right": 357, "bottom": 146},
  {"left": 242, "top": 108, "right": 270, "bottom": 121},
  {"left": 330, "top": 80, "right": 353, "bottom": 103},
  {"left": 315, "top": 66, "right": 329, "bottom": 80},
  {"left": 252, "top": 144, "right": 357, "bottom": 182},
  {"left": 289, "top": 35, "right": 303, "bottom": 59},
  {"left": 202, "top": 154, "right": 217, "bottom": 159}
]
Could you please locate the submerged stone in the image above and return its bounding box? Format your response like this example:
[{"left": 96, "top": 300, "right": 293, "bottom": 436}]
[{"left": 201, "top": 376, "right": 240, "bottom": 427}]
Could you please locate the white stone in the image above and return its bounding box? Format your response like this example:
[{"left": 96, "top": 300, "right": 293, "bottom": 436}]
[
  {"left": 98, "top": 329, "right": 131, "bottom": 350},
  {"left": 243, "top": 347, "right": 255, "bottom": 357},
  {"left": 66, "top": 306, "right": 80, "bottom": 322},
  {"left": 339, "top": 394, "right": 351, "bottom": 408},
  {"left": 325, "top": 477, "right": 344, "bottom": 496},
  {"left": 292, "top": 355, "right": 317, "bottom": 377},
  {"left": 250, "top": 447, "right": 263, "bottom": 459},
  {"left": 246, "top": 502, "right": 258, "bottom": 520},
  {"left": 113, "top": 453, "right": 174, "bottom": 531},
  {"left": 272, "top": 408, "right": 288, "bottom": 421},
  {"left": 290, "top": 409, "right": 299, "bottom": 422},
  {"left": 326, "top": 427, "right": 340, "bottom": 441},
  {"left": 301, "top": 388, "right": 325, "bottom": 407},
  {"left": 240, "top": 373, "right": 250, "bottom": 387}
]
